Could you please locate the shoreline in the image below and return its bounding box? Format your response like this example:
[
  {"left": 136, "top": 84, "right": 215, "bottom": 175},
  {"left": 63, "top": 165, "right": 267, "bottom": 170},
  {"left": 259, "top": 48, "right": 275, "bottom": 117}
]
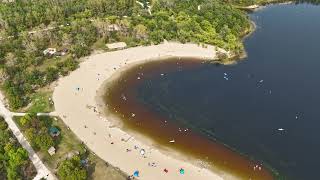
[
  {"left": 236, "top": 0, "right": 294, "bottom": 12},
  {"left": 101, "top": 57, "right": 275, "bottom": 179},
  {"left": 52, "top": 42, "right": 230, "bottom": 180},
  {"left": 96, "top": 57, "right": 239, "bottom": 178}
]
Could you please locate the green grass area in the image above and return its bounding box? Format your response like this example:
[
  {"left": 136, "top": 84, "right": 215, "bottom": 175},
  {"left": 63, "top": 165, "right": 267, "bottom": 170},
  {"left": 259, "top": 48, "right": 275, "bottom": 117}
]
[
  {"left": 87, "top": 154, "right": 127, "bottom": 180},
  {"left": 25, "top": 91, "right": 54, "bottom": 113},
  {"left": 14, "top": 115, "right": 127, "bottom": 180},
  {"left": 91, "top": 38, "right": 108, "bottom": 51},
  {"left": 37, "top": 54, "right": 73, "bottom": 72}
]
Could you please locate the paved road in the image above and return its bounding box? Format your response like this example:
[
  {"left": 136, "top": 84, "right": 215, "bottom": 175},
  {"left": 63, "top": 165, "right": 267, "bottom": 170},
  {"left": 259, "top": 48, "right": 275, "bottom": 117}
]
[{"left": 0, "top": 92, "right": 56, "bottom": 180}]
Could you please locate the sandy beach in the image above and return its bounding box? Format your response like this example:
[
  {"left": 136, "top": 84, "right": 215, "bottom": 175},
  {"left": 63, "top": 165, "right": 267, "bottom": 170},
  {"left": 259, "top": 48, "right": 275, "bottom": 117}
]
[{"left": 52, "top": 42, "right": 230, "bottom": 180}]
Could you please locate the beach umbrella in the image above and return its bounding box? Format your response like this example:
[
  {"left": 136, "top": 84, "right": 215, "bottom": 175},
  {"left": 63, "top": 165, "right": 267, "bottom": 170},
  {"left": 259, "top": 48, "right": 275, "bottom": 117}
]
[
  {"left": 140, "top": 149, "right": 145, "bottom": 156},
  {"left": 179, "top": 168, "right": 185, "bottom": 175},
  {"left": 133, "top": 170, "right": 139, "bottom": 177}
]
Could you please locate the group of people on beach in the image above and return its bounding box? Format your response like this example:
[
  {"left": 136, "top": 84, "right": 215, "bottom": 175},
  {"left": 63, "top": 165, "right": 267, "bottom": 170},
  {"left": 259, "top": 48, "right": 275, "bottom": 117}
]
[
  {"left": 76, "top": 61, "right": 195, "bottom": 180},
  {"left": 82, "top": 110, "right": 188, "bottom": 180}
]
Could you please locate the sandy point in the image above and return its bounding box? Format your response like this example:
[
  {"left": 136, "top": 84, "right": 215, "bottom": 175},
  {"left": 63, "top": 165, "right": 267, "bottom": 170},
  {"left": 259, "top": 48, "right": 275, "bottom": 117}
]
[{"left": 52, "top": 42, "right": 229, "bottom": 180}]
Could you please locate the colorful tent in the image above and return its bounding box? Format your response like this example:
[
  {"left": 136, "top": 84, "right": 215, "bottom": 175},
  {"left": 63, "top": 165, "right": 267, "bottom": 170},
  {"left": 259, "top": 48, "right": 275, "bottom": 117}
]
[{"left": 133, "top": 170, "right": 139, "bottom": 177}]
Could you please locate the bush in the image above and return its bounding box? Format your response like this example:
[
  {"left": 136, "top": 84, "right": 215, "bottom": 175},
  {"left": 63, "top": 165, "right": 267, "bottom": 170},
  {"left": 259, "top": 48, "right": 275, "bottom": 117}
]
[
  {"left": 35, "top": 130, "right": 54, "bottom": 151},
  {"left": 0, "top": 118, "right": 8, "bottom": 130},
  {"left": 45, "top": 67, "right": 59, "bottom": 83},
  {"left": 71, "top": 44, "right": 91, "bottom": 58}
]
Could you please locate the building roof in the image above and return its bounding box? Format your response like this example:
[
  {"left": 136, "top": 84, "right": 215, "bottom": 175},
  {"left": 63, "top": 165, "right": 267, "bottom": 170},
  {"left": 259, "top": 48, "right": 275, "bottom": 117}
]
[
  {"left": 43, "top": 48, "right": 56, "bottom": 55},
  {"left": 49, "top": 126, "right": 59, "bottom": 134},
  {"left": 106, "top": 42, "right": 127, "bottom": 50},
  {"left": 48, "top": 146, "right": 56, "bottom": 156},
  {"left": 49, "top": 126, "right": 60, "bottom": 137}
]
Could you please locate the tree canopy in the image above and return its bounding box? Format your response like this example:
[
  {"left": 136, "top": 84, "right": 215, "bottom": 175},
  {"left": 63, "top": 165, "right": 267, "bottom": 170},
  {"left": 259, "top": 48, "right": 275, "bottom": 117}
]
[
  {"left": 19, "top": 114, "right": 55, "bottom": 151},
  {"left": 57, "top": 155, "right": 87, "bottom": 180},
  {"left": 0, "top": 117, "right": 36, "bottom": 179}
]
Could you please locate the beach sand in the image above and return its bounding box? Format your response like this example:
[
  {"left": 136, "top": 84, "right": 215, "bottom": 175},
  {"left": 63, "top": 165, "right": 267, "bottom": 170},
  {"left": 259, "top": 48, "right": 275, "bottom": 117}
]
[{"left": 52, "top": 42, "right": 230, "bottom": 180}]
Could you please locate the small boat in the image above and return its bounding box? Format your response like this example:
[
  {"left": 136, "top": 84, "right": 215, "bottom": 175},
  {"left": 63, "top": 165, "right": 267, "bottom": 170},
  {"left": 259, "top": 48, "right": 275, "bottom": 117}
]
[
  {"left": 278, "top": 128, "right": 284, "bottom": 131},
  {"left": 169, "top": 139, "right": 175, "bottom": 143}
]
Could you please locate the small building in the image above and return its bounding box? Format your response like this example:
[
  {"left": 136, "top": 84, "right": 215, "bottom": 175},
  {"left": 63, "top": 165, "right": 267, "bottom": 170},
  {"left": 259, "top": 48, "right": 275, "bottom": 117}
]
[
  {"left": 107, "top": 24, "right": 121, "bottom": 32},
  {"left": 48, "top": 146, "right": 56, "bottom": 156},
  {"left": 49, "top": 126, "right": 60, "bottom": 137},
  {"left": 106, "top": 42, "right": 127, "bottom": 50},
  {"left": 43, "top": 48, "right": 57, "bottom": 56}
]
